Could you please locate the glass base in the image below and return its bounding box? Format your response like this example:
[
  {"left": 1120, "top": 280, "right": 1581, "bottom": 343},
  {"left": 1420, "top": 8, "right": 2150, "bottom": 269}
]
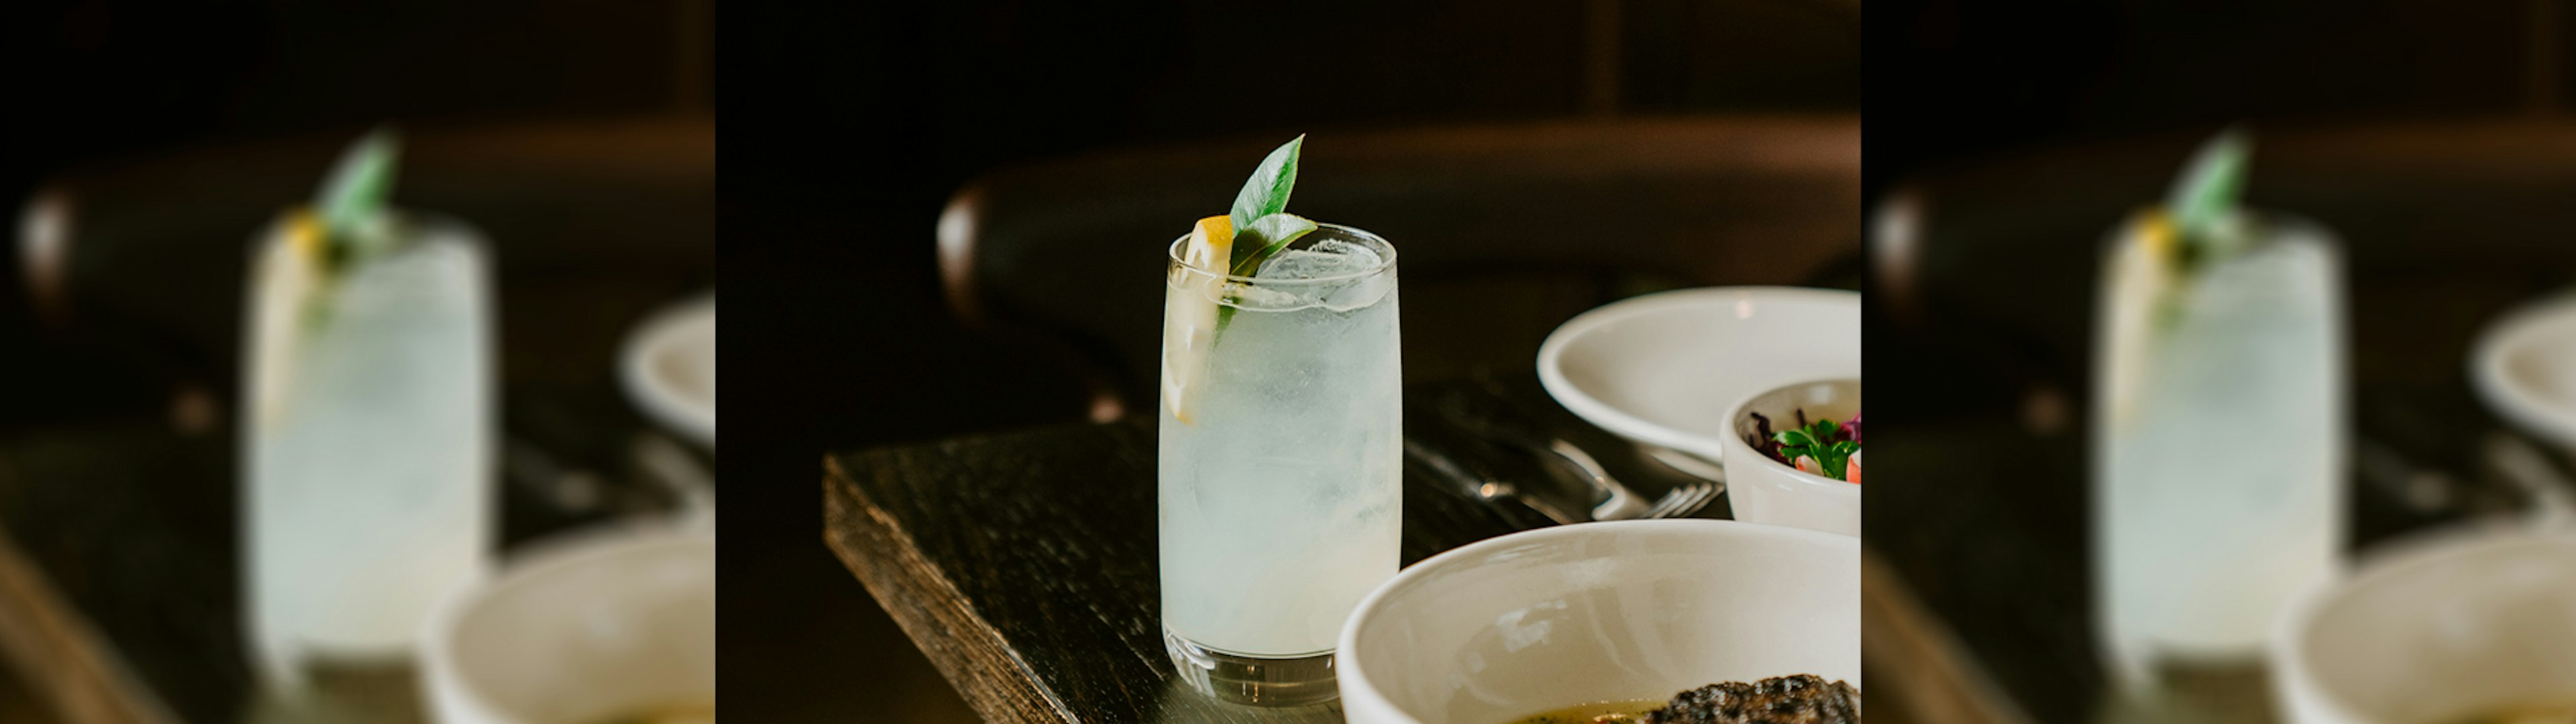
[
  {"left": 2094, "top": 655, "right": 2273, "bottom": 724},
  {"left": 1162, "top": 627, "right": 1340, "bottom": 707},
  {"left": 245, "top": 658, "right": 427, "bottom": 723}
]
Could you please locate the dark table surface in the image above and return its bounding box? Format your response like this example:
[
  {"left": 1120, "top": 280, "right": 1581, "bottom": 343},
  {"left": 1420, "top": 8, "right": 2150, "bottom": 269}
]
[
  {"left": 0, "top": 117, "right": 714, "bottom": 723},
  {"left": 822, "top": 373, "right": 1734, "bottom": 723},
  {"left": 0, "top": 381, "right": 708, "bottom": 724},
  {"left": 1870, "top": 119, "right": 2576, "bottom": 723}
]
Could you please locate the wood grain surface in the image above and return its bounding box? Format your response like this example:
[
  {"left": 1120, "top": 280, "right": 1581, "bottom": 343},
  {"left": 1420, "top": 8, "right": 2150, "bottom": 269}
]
[
  {"left": 0, "top": 422, "right": 239, "bottom": 723},
  {"left": 824, "top": 419, "right": 1548, "bottom": 723},
  {"left": 820, "top": 375, "right": 2042, "bottom": 723},
  {"left": 821, "top": 373, "right": 1755, "bottom": 724},
  {"left": 0, "top": 520, "right": 176, "bottom": 724}
]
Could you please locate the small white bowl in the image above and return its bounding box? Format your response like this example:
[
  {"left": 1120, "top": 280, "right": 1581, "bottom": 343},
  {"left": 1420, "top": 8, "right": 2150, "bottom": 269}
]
[
  {"left": 2473, "top": 292, "right": 2576, "bottom": 452},
  {"left": 1337, "top": 520, "right": 1860, "bottom": 724},
  {"left": 1718, "top": 379, "right": 1861, "bottom": 536},
  {"left": 421, "top": 526, "right": 715, "bottom": 724},
  {"left": 622, "top": 292, "right": 716, "bottom": 448},
  {"left": 1538, "top": 287, "right": 1861, "bottom": 466},
  {"left": 2270, "top": 524, "right": 2576, "bottom": 724}
]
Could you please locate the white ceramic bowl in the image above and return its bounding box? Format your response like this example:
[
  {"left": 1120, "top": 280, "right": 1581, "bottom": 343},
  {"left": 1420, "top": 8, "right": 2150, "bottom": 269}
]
[
  {"left": 1338, "top": 520, "right": 1860, "bottom": 724},
  {"left": 1717, "top": 379, "right": 1861, "bottom": 536},
  {"left": 1538, "top": 287, "right": 1861, "bottom": 466},
  {"left": 421, "top": 527, "right": 715, "bottom": 724},
  {"left": 2473, "top": 292, "right": 2576, "bottom": 452},
  {"left": 622, "top": 292, "right": 716, "bottom": 448},
  {"left": 2270, "top": 524, "right": 2576, "bottom": 724}
]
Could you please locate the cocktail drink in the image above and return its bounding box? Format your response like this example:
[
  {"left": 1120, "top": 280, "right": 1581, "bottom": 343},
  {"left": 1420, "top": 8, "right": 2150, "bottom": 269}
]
[
  {"left": 2093, "top": 133, "right": 2344, "bottom": 696},
  {"left": 1158, "top": 137, "right": 1401, "bottom": 705},
  {"left": 241, "top": 132, "right": 492, "bottom": 690}
]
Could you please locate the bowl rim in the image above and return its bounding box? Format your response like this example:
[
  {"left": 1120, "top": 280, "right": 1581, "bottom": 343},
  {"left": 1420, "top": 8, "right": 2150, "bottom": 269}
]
[
  {"left": 1718, "top": 377, "right": 1863, "bottom": 490},
  {"left": 419, "top": 524, "right": 715, "bottom": 722},
  {"left": 1536, "top": 286, "right": 1862, "bottom": 463},
  {"left": 1334, "top": 518, "right": 1860, "bottom": 724},
  {"left": 621, "top": 291, "right": 718, "bottom": 449},
  {"left": 2472, "top": 291, "right": 2576, "bottom": 450},
  {"left": 2268, "top": 521, "right": 2576, "bottom": 723}
]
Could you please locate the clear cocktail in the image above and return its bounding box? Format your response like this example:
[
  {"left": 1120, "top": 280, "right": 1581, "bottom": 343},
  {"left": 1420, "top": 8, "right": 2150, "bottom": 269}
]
[
  {"left": 241, "top": 133, "right": 493, "bottom": 692},
  {"left": 1157, "top": 137, "right": 1401, "bottom": 705},
  {"left": 2093, "top": 133, "right": 2344, "bottom": 697}
]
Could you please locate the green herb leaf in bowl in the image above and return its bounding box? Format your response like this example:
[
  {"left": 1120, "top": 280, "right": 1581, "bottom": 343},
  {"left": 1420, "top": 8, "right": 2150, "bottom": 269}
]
[{"left": 1775, "top": 418, "right": 1860, "bottom": 481}]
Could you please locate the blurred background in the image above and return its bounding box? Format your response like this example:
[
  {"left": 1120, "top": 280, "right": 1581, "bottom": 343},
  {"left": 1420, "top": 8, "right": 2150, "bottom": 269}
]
[
  {"left": 1, "top": 1, "right": 710, "bottom": 722},
  {"left": 1870, "top": 1, "right": 2576, "bottom": 722},
  {"left": 720, "top": 1, "right": 1857, "bottom": 721}
]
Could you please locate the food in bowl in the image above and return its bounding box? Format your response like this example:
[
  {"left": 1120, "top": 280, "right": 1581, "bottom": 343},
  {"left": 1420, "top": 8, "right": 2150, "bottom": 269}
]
[
  {"left": 1716, "top": 379, "right": 1862, "bottom": 536},
  {"left": 1744, "top": 410, "right": 1860, "bottom": 483},
  {"left": 1336, "top": 520, "right": 1858, "bottom": 724},
  {"left": 1506, "top": 675, "right": 1861, "bottom": 723}
]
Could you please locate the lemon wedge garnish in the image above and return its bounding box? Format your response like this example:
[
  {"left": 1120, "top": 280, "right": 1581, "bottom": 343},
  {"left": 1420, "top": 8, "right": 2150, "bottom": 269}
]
[
  {"left": 1161, "top": 216, "right": 1232, "bottom": 424},
  {"left": 2099, "top": 209, "right": 2178, "bottom": 433},
  {"left": 250, "top": 209, "right": 329, "bottom": 428},
  {"left": 1181, "top": 215, "right": 1232, "bottom": 273}
]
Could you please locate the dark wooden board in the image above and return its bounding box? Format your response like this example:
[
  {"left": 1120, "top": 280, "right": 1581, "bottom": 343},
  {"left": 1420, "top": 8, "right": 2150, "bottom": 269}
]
[
  {"left": 822, "top": 374, "right": 1734, "bottom": 723},
  {"left": 0, "top": 422, "right": 239, "bottom": 723},
  {"left": 823, "top": 419, "right": 1535, "bottom": 723},
  {"left": 0, "top": 415, "right": 678, "bottom": 723}
]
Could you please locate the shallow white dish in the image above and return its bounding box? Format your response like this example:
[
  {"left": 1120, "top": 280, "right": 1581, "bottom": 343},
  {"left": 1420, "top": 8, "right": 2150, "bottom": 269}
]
[
  {"left": 1537, "top": 287, "right": 1862, "bottom": 467},
  {"left": 1338, "top": 519, "right": 1860, "bottom": 724},
  {"left": 622, "top": 292, "right": 716, "bottom": 448},
  {"left": 1719, "top": 379, "right": 1861, "bottom": 536},
  {"left": 421, "top": 526, "right": 715, "bottom": 724},
  {"left": 2270, "top": 523, "right": 2576, "bottom": 724},
  {"left": 2473, "top": 292, "right": 2576, "bottom": 453}
]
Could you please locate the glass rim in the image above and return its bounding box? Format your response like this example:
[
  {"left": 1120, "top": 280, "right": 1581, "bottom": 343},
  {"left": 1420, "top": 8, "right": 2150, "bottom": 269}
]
[
  {"left": 1165, "top": 223, "right": 1397, "bottom": 286},
  {"left": 260, "top": 205, "right": 486, "bottom": 238}
]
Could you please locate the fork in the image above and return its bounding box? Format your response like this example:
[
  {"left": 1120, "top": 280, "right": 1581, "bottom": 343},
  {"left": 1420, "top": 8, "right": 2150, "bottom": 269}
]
[
  {"left": 1629, "top": 447, "right": 1724, "bottom": 520},
  {"left": 1536, "top": 438, "right": 1651, "bottom": 520},
  {"left": 1435, "top": 383, "right": 1720, "bottom": 521},
  {"left": 1527, "top": 434, "right": 1721, "bottom": 520},
  {"left": 1404, "top": 437, "right": 1581, "bottom": 526}
]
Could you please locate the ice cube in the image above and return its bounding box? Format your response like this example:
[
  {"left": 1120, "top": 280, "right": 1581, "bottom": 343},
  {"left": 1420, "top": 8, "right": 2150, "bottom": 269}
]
[
  {"left": 1320, "top": 274, "right": 1392, "bottom": 312},
  {"left": 1255, "top": 239, "right": 1381, "bottom": 281}
]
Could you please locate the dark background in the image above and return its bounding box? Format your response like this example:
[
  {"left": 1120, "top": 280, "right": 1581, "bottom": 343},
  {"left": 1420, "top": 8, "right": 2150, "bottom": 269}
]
[
  {"left": 1868, "top": 1, "right": 2576, "bottom": 720},
  {"left": 13, "top": 0, "right": 2563, "bottom": 721},
  {"left": 2, "top": 1, "right": 710, "bottom": 721},
  {"left": 718, "top": 1, "right": 1857, "bottom": 721},
  {"left": 0, "top": 0, "right": 704, "bottom": 223},
  {"left": 1868, "top": 0, "right": 2549, "bottom": 202},
  {"left": 2, "top": 0, "right": 710, "bottom": 425}
]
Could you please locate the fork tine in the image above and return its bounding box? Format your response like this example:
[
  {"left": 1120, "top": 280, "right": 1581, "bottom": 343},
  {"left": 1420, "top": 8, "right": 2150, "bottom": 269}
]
[
  {"left": 1642, "top": 484, "right": 1688, "bottom": 518},
  {"left": 1646, "top": 483, "right": 1718, "bottom": 519},
  {"left": 1662, "top": 487, "right": 1694, "bottom": 516},
  {"left": 1640, "top": 494, "right": 1674, "bottom": 519}
]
